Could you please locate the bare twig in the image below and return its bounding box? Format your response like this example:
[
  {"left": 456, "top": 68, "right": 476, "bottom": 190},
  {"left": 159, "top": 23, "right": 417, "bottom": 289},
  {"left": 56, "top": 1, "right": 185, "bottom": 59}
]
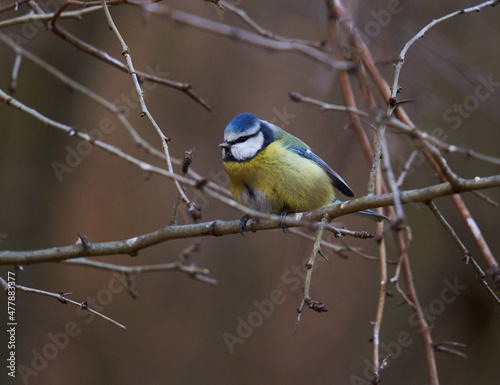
[
  {"left": 0, "top": 4, "right": 102, "bottom": 28},
  {"left": 396, "top": 150, "right": 419, "bottom": 187},
  {"left": 142, "top": 3, "right": 351, "bottom": 70},
  {"left": 0, "top": 0, "right": 29, "bottom": 14},
  {"left": 289, "top": 91, "right": 368, "bottom": 116},
  {"left": 470, "top": 191, "right": 499, "bottom": 208},
  {"left": 393, "top": 228, "right": 439, "bottom": 384},
  {"left": 0, "top": 276, "right": 126, "bottom": 329},
  {"left": 388, "top": 112, "right": 500, "bottom": 167},
  {"left": 366, "top": 123, "right": 385, "bottom": 197},
  {"left": 372, "top": 167, "right": 388, "bottom": 384},
  {"left": 295, "top": 215, "right": 329, "bottom": 332},
  {"left": 427, "top": 202, "right": 500, "bottom": 306},
  {"left": 329, "top": 0, "right": 500, "bottom": 291},
  {"left": 0, "top": 32, "right": 165, "bottom": 161},
  {"left": 43, "top": 1, "right": 211, "bottom": 110},
  {"left": 99, "top": 0, "right": 194, "bottom": 213},
  {"left": 220, "top": 0, "right": 326, "bottom": 49},
  {"left": 64, "top": 243, "right": 217, "bottom": 286},
  {"left": 288, "top": 228, "right": 365, "bottom": 255},
  {"left": 8, "top": 50, "right": 22, "bottom": 94},
  {"left": 433, "top": 341, "right": 467, "bottom": 360},
  {"left": 390, "top": 0, "right": 500, "bottom": 103}
]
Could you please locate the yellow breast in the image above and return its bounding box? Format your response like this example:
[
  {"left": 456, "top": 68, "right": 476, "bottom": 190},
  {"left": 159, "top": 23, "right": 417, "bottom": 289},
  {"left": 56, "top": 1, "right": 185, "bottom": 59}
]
[{"left": 223, "top": 142, "right": 335, "bottom": 214}]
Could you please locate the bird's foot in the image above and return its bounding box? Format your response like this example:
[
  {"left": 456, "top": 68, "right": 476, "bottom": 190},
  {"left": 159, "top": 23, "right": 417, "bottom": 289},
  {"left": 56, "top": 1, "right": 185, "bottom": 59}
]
[
  {"left": 279, "top": 209, "right": 289, "bottom": 233},
  {"left": 239, "top": 215, "right": 250, "bottom": 236}
]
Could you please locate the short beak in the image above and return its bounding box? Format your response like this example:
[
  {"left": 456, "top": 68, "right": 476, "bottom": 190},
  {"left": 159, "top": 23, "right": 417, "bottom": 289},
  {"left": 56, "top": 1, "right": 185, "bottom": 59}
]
[{"left": 219, "top": 141, "right": 230, "bottom": 149}]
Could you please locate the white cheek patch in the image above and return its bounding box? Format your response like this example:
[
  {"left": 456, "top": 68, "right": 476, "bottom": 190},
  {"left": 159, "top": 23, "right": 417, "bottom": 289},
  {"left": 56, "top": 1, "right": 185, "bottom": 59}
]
[{"left": 230, "top": 132, "right": 264, "bottom": 161}]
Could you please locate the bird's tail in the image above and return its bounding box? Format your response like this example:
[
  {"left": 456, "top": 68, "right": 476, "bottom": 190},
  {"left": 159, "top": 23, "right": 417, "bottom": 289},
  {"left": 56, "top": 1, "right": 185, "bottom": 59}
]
[{"left": 331, "top": 199, "right": 388, "bottom": 222}]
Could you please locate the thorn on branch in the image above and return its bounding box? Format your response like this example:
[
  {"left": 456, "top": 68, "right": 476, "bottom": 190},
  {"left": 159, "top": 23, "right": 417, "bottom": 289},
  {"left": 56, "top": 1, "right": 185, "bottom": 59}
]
[
  {"left": 203, "top": 0, "right": 223, "bottom": 10},
  {"left": 76, "top": 233, "right": 89, "bottom": 248},
  {"left": 432, "top": 342, "right": 468, "bottom": 359},
  {"left": 394, "top": 99, "right": 415, "bottom": 106},
  {"left": 57, "top": 291, "right": 72, "bottom": 304},
  {"left": 125, "top": 272, "right": 138, "bottom": 299},
  {"left": 188, "top": 202, "right": 202, "bottom": 221}
]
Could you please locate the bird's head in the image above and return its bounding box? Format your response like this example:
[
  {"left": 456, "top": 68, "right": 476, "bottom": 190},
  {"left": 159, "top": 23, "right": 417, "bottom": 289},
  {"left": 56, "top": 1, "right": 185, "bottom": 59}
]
[{"left": 220, "top": 113, "right": 274, "bottom": 162}]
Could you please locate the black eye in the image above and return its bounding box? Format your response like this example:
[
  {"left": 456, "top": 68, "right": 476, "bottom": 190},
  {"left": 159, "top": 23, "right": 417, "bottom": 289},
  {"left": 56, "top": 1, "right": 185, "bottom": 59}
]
[{"left": 235, "top": 136, "right": 249, "bottom": 143}]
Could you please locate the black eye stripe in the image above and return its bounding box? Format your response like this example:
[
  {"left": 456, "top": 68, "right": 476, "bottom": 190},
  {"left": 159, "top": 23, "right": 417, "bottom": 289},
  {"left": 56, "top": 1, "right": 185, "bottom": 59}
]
[{"left": 229, "top": 132, "right": 259, "bottom": 145}]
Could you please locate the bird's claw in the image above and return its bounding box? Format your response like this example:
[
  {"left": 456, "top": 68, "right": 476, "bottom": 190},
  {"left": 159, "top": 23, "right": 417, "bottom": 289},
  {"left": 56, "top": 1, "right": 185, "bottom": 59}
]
[
  {"left": 279, "top": 209, "right": 289, "bottom": 233},
  {"left": 239, "top": 215, "right": 250, "bottom": 236}
]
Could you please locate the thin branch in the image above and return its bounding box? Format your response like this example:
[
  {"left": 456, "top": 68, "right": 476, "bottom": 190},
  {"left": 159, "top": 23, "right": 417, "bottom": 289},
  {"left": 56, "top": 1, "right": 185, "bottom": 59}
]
[
  {"left": 142, "top": 3, "right": 351, "bottom": 70},
  {"left": 295, "top": 215, "right": 329, "bottom": 332},
  {"left": 8, "top": 50, "right": 22, "bottom": 93},
  {"left": 392, "top": 227, "right": 439, "bottom": 385},
  {"left": 379, "top": 127, "right": 405, "bottom": 224},
  {"left": 287, "top": 228, "right": 365, "bottom": 255},
  {"left": 366, "top": 124, "right": 385, "bottom": 196},
  {"left": 220, "top": 0, "right": 326, "bottom": 49},
  {"left": 329, "top": 0, "right": 500, "bottom": 291},
  {"left": 0, "top": 32, "right": 165, "bottom": 160},
  {"left": 0, "top": 276, "right": 126, "bottom": 329},
  {"left": 43, "top": 1, "right": 211, "bottom": 110},
  {"left": 433, "top": 341, "right": 467, "bottom": 360},
  {"left": 63, "top": 244, "right": 217, "bottom": 286},
  {"left": 390, "top": 0, "right": 500, "bottom": 103},
  {"left": 427, "top": 202, "right": 500, "bottom": 306},
  {"left": 388, "top": 118, "right": 500, "bottom": 167},
  {"left": 470, "top": 191, "right": 499, "bottom": 208},
  {"left": 289, "top": 91, "right": 368, "bottom": 116},
  {"left": 423, "top": 151, "right": 500, "bottom": 290},
  {"left": 372, "top": 166, "right": 388, "bottom": 384},
  {"left": 0, "top": 4, "right": 102, "bottom": 28},
  {"left": 171, "top": 149, "right": 195, "bottom": 224},
  {"left": 98, "top": 0, "right": 192, "bottom": 212},
  {"left": 396, "top": 150, "right": 419, "bottom": 187},
  {"left": 0, "top": 35, "right": 228, "bottom": 196},
  {"left": 0, "top": 0, "right": 29, "bottom": 14}
]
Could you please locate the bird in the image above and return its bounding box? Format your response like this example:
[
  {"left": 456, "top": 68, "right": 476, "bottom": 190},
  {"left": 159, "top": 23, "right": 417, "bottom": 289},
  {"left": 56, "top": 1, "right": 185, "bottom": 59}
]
[{"left": 219, "top": 113, "right": 387, "bottom": 230}]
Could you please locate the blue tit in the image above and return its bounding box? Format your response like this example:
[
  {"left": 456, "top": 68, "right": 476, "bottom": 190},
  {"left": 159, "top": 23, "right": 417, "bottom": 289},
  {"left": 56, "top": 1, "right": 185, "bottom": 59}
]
[{"left": 220, "top": 113, "right": 387, "bottom": 223}]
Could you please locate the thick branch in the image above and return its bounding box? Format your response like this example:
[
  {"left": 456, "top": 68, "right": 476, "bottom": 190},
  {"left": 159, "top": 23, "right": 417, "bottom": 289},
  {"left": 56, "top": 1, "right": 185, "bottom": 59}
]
[{"left": 1, "top": 175, "right": 499, "bottom": 265}]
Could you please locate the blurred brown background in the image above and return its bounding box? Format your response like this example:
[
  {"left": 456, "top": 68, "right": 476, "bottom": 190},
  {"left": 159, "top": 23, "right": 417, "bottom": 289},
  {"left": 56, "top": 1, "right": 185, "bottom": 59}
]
[{"left": 1, "top": 0, "right": 499, "bottom": 384}]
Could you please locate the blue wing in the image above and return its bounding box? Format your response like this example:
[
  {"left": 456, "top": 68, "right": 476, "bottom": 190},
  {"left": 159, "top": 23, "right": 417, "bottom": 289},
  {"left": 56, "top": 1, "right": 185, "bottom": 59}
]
[
  {"left": 331, "top": 198, "right": 387, "bottom": 222},
  {"left": 287, "top": 146, "right": 354, "bottom": 198}
]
